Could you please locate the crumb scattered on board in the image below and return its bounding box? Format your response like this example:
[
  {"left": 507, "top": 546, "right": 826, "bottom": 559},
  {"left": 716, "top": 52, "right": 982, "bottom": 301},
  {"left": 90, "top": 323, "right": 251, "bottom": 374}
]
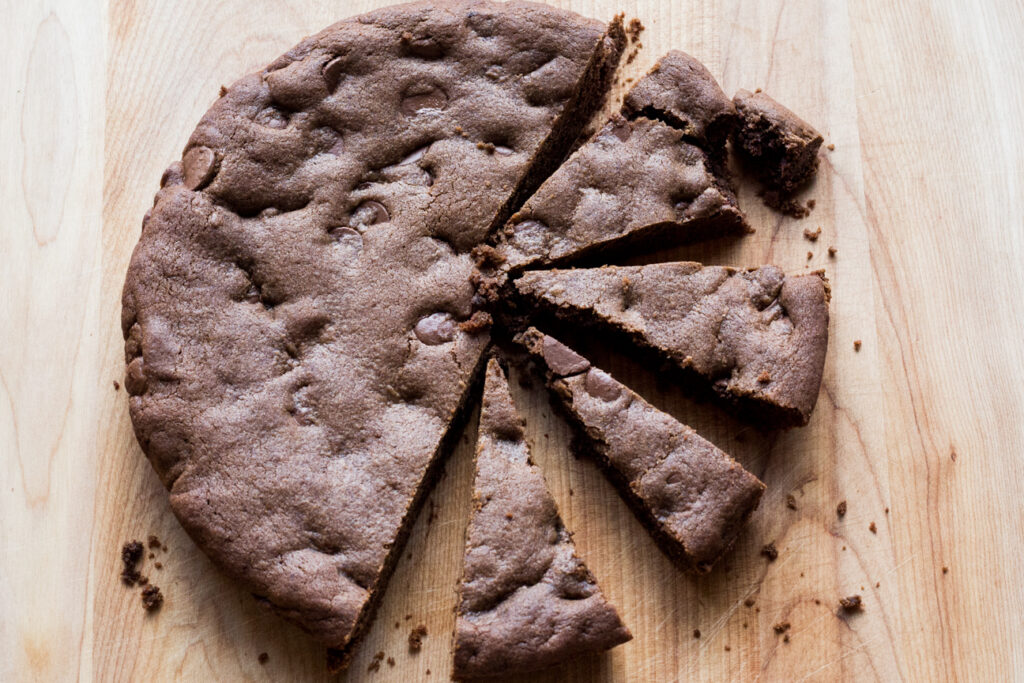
[
  {"left": 803, "top": 226, "right": 822, "bottom": 241},
  {"left": 693, "top": 629, "right": 701, "bottom": 638},
  {"left": 839, "top": 595, "right": 863, "bottom": 612},
  {"left": 869, "top": 521, "right": 877, "bottom": 534},
  {"left": 773, "top": 622, "right": 791, "bottom": 634},
  {"left": 837, "top": 500, "right": 847, "bottom": 517},
  {"left": 258, "top": 652, "right": 269, "bottom": 665},
  {"left": 761, "top": 542, "right": 779, "bottom": 561},
  {"left": 854, "top": 340, "right": 862, "bottom": 351},
  {"left": 786, "top": 494, "right": 798, "bottom": 510},
  {"left": 141, "top": 585, "right": 163, "bottom": 611},
  {"left": 409, "top": 624, "right": 427, "bottom": 652}
]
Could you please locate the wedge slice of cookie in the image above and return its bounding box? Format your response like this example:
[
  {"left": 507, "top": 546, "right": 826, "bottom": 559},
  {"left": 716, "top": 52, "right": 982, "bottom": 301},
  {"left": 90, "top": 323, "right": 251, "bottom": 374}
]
[
  {"left": 454, "top": 358, "right": 631, "bottom": 679},
  {"left": 514, "top": 263, "right": 829, "bottom": 427},
  {"left": 516, "top": 330, "right": 765, "bottom": 573},
  {"left": 494, "top": 115, "right": 749, "bottom": 270}
]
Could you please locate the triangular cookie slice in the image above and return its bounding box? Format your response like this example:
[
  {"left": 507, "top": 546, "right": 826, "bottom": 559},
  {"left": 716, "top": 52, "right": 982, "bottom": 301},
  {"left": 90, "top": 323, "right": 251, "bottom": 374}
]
[
  {"left": 494, "top": 114, "right": 749, "bottom": 270},
  {"left": 516, "top": 330, "right": 765, "bottom": 573},
  {"left": 454, "top": 358, "right": 631, "bottom": 679},
  {"left": 514, "top": 263, "right": 829, "bottom": 427}
]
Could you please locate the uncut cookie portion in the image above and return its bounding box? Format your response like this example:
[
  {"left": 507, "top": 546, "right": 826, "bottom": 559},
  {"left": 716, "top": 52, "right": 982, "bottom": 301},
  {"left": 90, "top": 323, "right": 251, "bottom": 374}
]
[
  {"left": 454, "top": 358, "right": 631, "bottom": 679},
  {"left": 495, "top": 115, "right": 749, "bottom": 270},
  {"left": 514, "top": 263, "right": 829, "bottom": 428},
  {"left": 121, "top": 1, "right": 623, "bottom": 666},
  {"left": 517, "top": 330, "right": 764, "bottom": 573}
]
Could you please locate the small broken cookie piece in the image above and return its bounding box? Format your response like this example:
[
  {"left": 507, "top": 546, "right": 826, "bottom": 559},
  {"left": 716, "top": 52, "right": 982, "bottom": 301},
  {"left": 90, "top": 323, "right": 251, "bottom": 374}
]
[
  {"left": 141, "top": 584, "right": 164, "bottom": 611},
  {"left": 733, "top": 89, "right": 823, "bottom": 195},
  {"left": 120, "top": 540, "right": 144, "bottom": 585},
  {"left": 623, "top": 50, "right": 737, "bottom": 151},
  {"left": 839, "top": 594, "right": 863, "bottom": 612}
]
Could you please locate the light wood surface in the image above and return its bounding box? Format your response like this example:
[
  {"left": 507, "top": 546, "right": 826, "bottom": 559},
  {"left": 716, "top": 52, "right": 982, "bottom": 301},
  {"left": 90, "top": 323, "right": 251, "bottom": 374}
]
[{"left": 3, "top": 0, "right": 1024, "bottom": 680}]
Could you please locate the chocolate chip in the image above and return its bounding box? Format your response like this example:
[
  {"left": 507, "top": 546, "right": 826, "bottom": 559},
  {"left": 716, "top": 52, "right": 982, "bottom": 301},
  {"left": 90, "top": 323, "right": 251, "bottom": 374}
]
[
  {"left": 493, "top": 145, "right": 514, "bottom": 156},
  {"left": 402, "top": 34, "right": 444, "bottom": 59},
  {"left": 414, "top": 313, "right": 457, "bottom": 345},
  {"left": 541, "top": 336, "right": 590, "bottom": 376},
  {"left": 609, "top": 117, "right": 632, "bottom": 142},
  {"left": 401, "top": 84, "right": 448, "bottom": 115},
  {"left": 584, "top": 368, "right": 621, "bottom": 401},
  {"left": 350, "top": 201, "right": 389, "bottom": 228},
  {"left": 182, "top": 146, "right": 218, "bottom": 190},
  {"left": 330, "top": 226, "right": 363, "bottom": 253},
  {"left": 322, "top": 56, "right": 346, "bottom": 90}
]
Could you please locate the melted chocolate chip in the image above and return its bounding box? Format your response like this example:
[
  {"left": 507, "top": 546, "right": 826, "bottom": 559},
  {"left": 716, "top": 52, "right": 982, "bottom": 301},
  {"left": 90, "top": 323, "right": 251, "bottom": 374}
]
[
  {"left": 322, "top": 56, "right": 346, "bottom": 90},
  {"left": 182, "top": 146, "right": 218, "bottom": 190},
  {"left": 351, "top": 201, "right": 389, "bottom": 228},
  {"left": 414, "top": 313, "right": 457, "bottom": 345},
  {"left": 584, "top": 368, "right": 621, "bottom": 401},
  {"left": 542, "top": 336, "right": 590, "bottom": 376},
  {"left": 401, "top": 84, "right": 448, "bottom": 115}
]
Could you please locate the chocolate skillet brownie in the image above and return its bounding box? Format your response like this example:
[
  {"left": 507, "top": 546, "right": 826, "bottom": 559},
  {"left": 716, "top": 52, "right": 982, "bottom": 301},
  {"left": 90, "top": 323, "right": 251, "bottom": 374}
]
[
  {"left": 494, "top": 114, "right": 749, "bottom": 271},
  {"left": 121, "top": 1, "right": 624, "bottom": 667},
  {"left": 453, "top": 358, "right": 630, "bottom": 679},
  {"left": 514, "top": 263, "right": 830, "bottom": 428},
  {"left": 516, "top": 330, "right": 765, "bottom": 573},
  {"left": 733, "top": 89, "right": 824, "bottom": 195}
]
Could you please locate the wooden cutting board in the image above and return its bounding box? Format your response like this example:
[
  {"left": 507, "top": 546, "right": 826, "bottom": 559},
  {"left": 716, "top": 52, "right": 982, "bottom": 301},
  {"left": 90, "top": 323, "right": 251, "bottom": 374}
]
[{"left": 4, "top": 0, "right": 1023, "bottom": 680}]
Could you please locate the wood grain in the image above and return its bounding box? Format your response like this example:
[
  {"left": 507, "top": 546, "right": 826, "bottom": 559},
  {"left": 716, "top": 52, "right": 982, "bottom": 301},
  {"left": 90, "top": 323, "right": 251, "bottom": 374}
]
[{"left": 3, "top": 0, "right": 1023, "bottom": 680}]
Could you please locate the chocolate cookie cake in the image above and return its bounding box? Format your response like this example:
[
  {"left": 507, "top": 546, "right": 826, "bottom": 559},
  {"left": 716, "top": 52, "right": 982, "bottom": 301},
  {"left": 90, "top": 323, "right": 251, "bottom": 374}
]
[
  {"left": 514, "top": 263, "right": 830, "bottom": 427},
  {"left": 121, "top": 0, "right": 624, "bottom": 666},
  {"left": 516, "top": 330, "right": 765, "bottom": 572},
  {"left": 453, "top": 358, "right": 631, "bottom": 678},
  {"left": 121, "top": 0, "right": 833, "bottom": 671}
]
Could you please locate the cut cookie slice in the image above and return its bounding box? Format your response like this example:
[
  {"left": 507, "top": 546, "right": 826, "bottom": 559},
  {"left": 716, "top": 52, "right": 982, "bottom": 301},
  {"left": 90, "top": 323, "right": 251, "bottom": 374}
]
[
  {"left": 623, "top": 50, "right": 737, "bottom": 153},
  {"left": 516, "top": 330, "right": 765, "bottom": 573},
  {"left": 494, "top": 115, "right": 749, "bottom": 270},
  {"left": 514, "top": 263, "right": 829, "bottom": 427},
  {"left": 454, "top": 358, "right": 631, "bottom": 679},
  {"left": 733, "top": 89, "right": 824, "bottom": 195},
  {"left": 121, "top": 2, "right": 624, "bottom": 668}
]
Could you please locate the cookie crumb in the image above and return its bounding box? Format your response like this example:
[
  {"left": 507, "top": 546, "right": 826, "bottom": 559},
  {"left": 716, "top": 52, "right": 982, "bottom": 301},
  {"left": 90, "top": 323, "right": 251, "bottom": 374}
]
[
  {"left": 761, "top": 542, "right": 779, "bottom": 561},
  {"left": 875, "top": 581, "right": 880, "bottom": 588},
  {"left": 154, "top": 562, "right": 162, "bottom": 570},
  {"left": 426, "top": 670, "right": 431, "bottom": 676},
  {"left": 815, "top": 599, "right": 821, "bottom": 605},
  {"left": 757, "top": 370, "right": 771, "bottom": 383},
  {"left": 806, "top": 250, "right": 814, "bottom": 260},
  {"left": 803, "top": 226, "right": 822, "bottom": 242},
  {"left": 839, "top": 595, "right": 863, "bottom": 612},
  {"left": 828, "top": 246, "right": 837, "bottom": 257},
  {"left": 120, "top": 541, "right": 144, "bottom": 585},
  {"left": 773, "top": 621, "right": 791, "bottom": 634},
  {"left": 113, "top": 380, "right": 120, "bottom": 391},
  {"left": 724, "top": 645, "right": 731, "bottom": 652},
  {"left": 148, "top": 534, "right": 161, "bottom": 549},
  {"left": 853, "top": 340, "right": 862, "bottom": 351},
  {"left": 783, "top": 634, "right": 790, "bottom": 643},
  {"left": 827, "top": 143, "right": 835, "bottom": 151},
  {"left": 141, "top": 585, "right": 163, "bottom": 612},
  {"left": 409, "top": 624, "right": 427, "bottom": 652},
  {"left": 744, "top": 597, "right": 755, "bottom": 607},
  {"left": 387, "top": 657, "right": 395, "bottom": 667},
  {"left": 942, "top": 566, "right": 949, "bottom": 574},
  {"left": 885, "top": 507, "right": 890, "bottom": 515},
  {"left": 258, "top": 652, "right": 269, "bottom": 665},
  {"left": 693, "top": 629, "right": 701, "bottom": 639},
  {"left": 837, "top": 500, "right": 847, "bottom": 517},
  {"left": 367, "top": 660, "right": 380, "bottom": 673},
  {"left": 806, "top": 199, "right": 816, "bottom": 210},
  {"left": 869, "top": 521, "right": 877, "bottom": 534},
  {"left": 786, "top": 494, "right": 798, "bottom": 510}
]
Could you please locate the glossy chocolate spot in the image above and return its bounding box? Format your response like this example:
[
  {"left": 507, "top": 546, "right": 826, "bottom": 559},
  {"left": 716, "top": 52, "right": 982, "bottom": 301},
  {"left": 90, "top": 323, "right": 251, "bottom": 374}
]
[
  {"left": 541, "top": 336, "right": 589, "bottom": 376},
  {"left": 255, "top": 107, "right": 288, "bottom": 129},
  {"left": 414, "top": 313, "right": 457, "bottom": 345},
  {"left": 585, "top": 368, "right": 621, "bottom": 401},
  {"left": 330, "top": 227, "right": 363, "bottom": 253},
  {"left": 322, "top": 56, "right": 346, "bottom": 90},
  {"left": 160, "top": 161, "right": 184, "bottom": 188},
  {"left": 401, "top": 84, "right": 448, "bottom": 115},
  {"left": 609, "top": 117, "right": 632, "bottom": 142},
  {"left": 182, "top": 146, "right": 217, "bottom": 190},
  {"left": 402, "top": 34, "right": 444, "bottom": 59},
  {"left": 350, "top": 201, "right": 389, "bottom": 228}
]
